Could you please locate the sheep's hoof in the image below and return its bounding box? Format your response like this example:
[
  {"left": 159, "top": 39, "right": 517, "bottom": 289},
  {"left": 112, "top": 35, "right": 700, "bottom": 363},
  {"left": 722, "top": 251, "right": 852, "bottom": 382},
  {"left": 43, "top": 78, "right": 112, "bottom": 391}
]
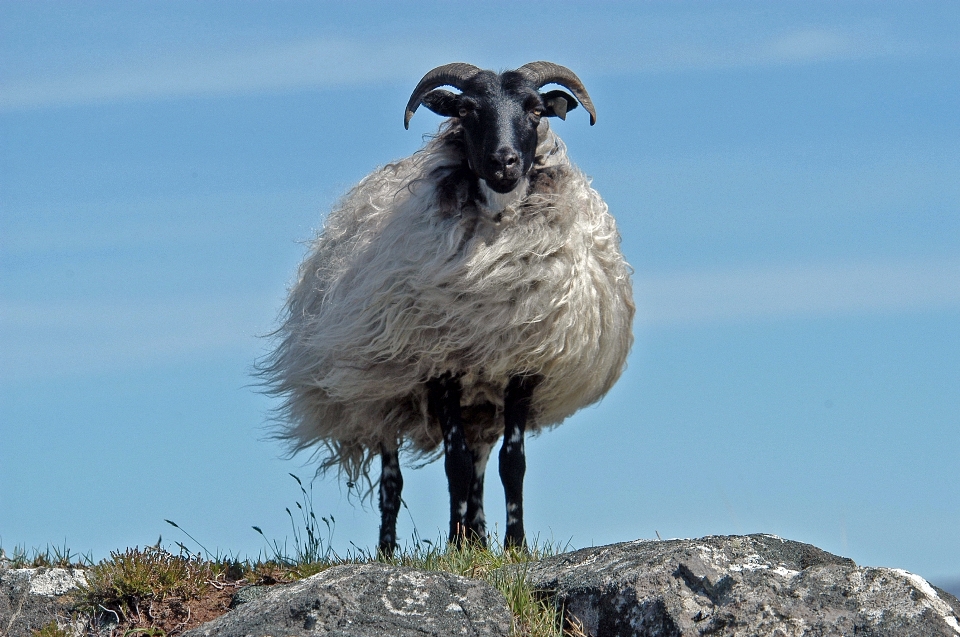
[
  {"left": 504, "top": 532, "right": 528, "bottom": 554},
  {"left": 449, "top": 525, "right": 488, "bottom": 550}
]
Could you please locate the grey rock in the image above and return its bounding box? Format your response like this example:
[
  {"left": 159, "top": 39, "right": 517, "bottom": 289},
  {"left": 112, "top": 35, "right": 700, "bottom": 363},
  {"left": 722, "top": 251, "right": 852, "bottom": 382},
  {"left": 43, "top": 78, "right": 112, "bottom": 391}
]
[
  {"left": 0, "top": 566, "right": 87, "bottom": 637},
  {"left": 517, "top": 534, "right": 960, "bottom": 637},
  {"left": 182, "top": 563, "right": 512, "bottom": 637},
  {"left": 228, "top": 583, "right": 274, "bottom": 608}
]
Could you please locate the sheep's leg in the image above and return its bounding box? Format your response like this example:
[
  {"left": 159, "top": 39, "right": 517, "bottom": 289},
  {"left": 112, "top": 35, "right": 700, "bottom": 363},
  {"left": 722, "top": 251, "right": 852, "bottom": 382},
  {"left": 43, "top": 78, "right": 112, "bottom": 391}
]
[
  {"left": 466, "top": 443, "right": 492, "bottom": 547},
  {"left": 378, "top": 444, "right": 403, "bottom": 556},
  {"left": 427, "top": 373, "right": 474, "bottom": 546},
  {"left": 501, "top": 374, "right": 541, "bottom": 549}
]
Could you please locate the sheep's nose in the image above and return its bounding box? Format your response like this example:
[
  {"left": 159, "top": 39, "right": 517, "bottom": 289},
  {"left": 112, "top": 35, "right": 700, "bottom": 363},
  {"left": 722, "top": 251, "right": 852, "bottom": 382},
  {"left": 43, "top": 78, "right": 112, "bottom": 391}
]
[{"left": 488, "top": 148, "right": 521, "bottom": 178}]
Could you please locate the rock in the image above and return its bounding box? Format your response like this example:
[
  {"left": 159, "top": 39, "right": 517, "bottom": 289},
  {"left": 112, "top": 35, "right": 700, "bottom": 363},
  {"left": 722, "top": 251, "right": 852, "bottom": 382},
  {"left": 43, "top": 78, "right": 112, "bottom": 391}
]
[
  {"left": 228, "top": 583, "right": 273, "bottom": 608},
  {"left": 182, "top": 563, "right": 512, "bottom": 637},
  {"left": 0, "top": 566, "right": 87, "bottom": 637},
  {"left": 516, "top": 534, "right": 960, "bottom": 637}
]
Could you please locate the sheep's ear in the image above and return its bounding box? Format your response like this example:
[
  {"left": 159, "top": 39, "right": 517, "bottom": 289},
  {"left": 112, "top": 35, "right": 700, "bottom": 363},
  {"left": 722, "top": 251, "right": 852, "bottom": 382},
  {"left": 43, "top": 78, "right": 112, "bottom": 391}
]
[
  {"left": 421, "top": 89, "right": 461, "bottom": 118},
  {"left": 542, "top": 90, "right": 579, "bottom": 121}
]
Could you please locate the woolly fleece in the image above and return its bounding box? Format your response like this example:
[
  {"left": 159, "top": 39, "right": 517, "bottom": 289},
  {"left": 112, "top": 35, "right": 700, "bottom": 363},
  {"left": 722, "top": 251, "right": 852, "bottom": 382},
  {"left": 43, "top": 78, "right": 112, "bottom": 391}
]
[{"left": 260, "top": 120, "right": 634, "bottom": 482}]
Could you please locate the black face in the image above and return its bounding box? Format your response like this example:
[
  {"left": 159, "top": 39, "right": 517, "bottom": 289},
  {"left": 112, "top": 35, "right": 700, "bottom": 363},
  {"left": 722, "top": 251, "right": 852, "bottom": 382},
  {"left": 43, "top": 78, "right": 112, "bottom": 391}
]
[{"left": 421, "top": 71, "right": 577, "bottom": 194}]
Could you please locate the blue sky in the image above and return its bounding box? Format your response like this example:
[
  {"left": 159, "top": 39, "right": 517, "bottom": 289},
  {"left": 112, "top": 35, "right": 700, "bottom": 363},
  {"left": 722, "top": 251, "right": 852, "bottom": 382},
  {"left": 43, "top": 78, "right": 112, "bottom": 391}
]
[{"left": 2, "top": 1, "right": 958, "bottom": 586}]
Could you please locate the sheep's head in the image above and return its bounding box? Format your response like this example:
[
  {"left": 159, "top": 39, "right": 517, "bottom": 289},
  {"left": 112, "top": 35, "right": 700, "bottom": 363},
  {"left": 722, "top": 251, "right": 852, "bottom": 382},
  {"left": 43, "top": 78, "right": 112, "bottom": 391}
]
[{"left": 405, "top": 61, "right": 596, "bottom": 194}]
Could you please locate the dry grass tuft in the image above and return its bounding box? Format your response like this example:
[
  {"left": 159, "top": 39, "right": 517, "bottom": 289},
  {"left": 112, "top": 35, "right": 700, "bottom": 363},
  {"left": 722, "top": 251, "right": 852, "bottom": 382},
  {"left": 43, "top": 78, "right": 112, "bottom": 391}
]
[
  {"left": 11, "top": 476, "right": 580, "bottom": 636},
  {"left": 73, "top": 546, "right": 246, "bottom": 635}
]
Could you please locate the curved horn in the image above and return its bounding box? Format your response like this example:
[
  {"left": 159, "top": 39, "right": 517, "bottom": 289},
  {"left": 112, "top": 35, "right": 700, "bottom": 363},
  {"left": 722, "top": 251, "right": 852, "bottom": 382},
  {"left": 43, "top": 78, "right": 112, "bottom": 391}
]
[
  {"left": 517, "top": 61, "right": 597, "bottom": 125},
  {"left": 404, "top": 62, "right": 482, "bottom": 129}
]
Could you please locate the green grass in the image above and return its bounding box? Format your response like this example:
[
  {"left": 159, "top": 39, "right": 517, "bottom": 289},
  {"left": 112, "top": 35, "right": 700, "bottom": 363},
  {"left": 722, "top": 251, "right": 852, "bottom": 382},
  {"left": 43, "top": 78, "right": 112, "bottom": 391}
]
[
  {"left": 1, "top": 542, "right": 92, "bottom": 569},
  {"left": 29, "top": 539, "right": 576, "bottom": 637},
  {"left": 75, "top": 546, "right": 221, "bottom": 619},
  {"left": 382, "top": 537, "right": 583, "bottom": 637},
  {"left": 30, "top": 621, "right": 69, "bottom": 637},
  {"left": 6, "top": 475, "right": 582, "bottom": 637}
]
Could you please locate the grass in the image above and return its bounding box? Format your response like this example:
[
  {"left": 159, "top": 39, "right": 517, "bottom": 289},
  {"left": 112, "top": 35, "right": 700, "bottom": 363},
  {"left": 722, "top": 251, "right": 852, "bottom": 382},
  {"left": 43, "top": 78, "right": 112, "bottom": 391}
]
[
  {"left": 5, "top": 475, "right": 581, "bottom": 637},
  {"left": 44, "top": 540, "right": 577, "bottom": 637},
  {"left": 31, "top": 622, "right": 69, "bottom": 637},
  {"left": 1, "top": 542, "right": 93, "bottom": 569},
  {"left": 382, "top": 537, "right": 585, "bottom": 637},
  {"left": 71, "top": 545, "right": 251, "bottom": 635},
  {"left": 77, "top": 546, "right": 219, "bottom": 617}
]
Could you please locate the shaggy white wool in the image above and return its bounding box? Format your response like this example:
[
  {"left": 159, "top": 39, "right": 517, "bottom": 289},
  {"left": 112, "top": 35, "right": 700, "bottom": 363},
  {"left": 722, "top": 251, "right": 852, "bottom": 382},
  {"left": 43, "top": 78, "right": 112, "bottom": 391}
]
[{"left": 260, "top": 120, "right": 634, "bottom": 482}]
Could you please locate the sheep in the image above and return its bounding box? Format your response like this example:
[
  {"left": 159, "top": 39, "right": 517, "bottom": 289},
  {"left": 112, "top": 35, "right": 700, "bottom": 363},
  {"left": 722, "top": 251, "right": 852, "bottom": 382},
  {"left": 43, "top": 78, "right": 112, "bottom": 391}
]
[{"left": 259, "top": 61, "right": 634, "bottom": 555}]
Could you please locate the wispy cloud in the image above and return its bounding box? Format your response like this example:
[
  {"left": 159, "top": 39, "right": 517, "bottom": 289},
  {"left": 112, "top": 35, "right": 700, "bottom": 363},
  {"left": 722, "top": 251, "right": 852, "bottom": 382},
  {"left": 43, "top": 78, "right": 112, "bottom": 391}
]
[
  {"left": 637, "top": 258, "right": 960, "bottom": 328},
  {"left": 3, "top": 259, "right": 958, "bottom": 380},
  {"left": 593, "top": 21, "right": 934, "bottom": 77},
  {"left": 768, "top": 28, "right": 862, "bottom": 63},
  {"left": 0, "top": 16, "right": 943, "bottom": 112},
  {"left": 0, "top": 295, "right": 272, "bottom": 381},
  {"left": 0, "top": 36, "right": 460, "bottom": 111}
]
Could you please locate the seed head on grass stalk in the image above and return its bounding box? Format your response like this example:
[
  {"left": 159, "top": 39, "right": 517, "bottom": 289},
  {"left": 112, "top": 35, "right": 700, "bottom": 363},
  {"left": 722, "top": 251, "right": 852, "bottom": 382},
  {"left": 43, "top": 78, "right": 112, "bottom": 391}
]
[
  {"left": 164, "top": 519, "right": 214, "bottom": 560},
  {"left": 252, "top": 474, "right": 336, "bottom": 570}
]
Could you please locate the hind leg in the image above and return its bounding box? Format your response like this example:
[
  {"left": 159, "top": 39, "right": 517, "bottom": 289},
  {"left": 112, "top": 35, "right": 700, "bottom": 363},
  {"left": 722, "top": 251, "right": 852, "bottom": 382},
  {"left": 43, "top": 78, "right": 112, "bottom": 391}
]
[
  {"left": 378, "top": 443, "right": 403, "bottom": 556},
  {"left": 466, "top": 443, "right": 492, "bottom": 546}
]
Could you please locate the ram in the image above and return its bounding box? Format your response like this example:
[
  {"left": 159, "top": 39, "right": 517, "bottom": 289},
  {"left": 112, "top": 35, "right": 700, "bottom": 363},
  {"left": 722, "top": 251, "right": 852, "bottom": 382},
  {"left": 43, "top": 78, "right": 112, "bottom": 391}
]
[{"left": 260, "top": 61, "right": 634, "bottom": 555}]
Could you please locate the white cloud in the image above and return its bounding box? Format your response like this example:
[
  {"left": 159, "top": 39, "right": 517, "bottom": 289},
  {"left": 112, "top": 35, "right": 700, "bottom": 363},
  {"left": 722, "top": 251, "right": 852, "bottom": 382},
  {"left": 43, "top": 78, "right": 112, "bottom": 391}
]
[
  {"left": 0, "top": 295, "right": 273, "bottom": 380},
  {"left": 768, "top": 28, "right": 860, "bottom": 63},
  {"left": 0, "top": 35, "right": 466, "bottom": 111},
  {"left": 3, "top": 259, "right": 958, "bottom": 380},
  {"left": 637, "top": 258, "right": 960, "bottom": 328},
  {"left": 599, "top": 23, "right": 918, "bottom": 76},
  {"left": 0, "top": 15, "right": 942, "bottom": 112}
]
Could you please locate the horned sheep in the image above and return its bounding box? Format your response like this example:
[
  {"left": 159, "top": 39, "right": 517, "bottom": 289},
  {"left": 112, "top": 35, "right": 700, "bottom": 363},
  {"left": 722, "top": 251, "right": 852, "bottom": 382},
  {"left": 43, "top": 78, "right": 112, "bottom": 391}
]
[{"left": 259, "top": 61, "right": 635, "bottom": 555}]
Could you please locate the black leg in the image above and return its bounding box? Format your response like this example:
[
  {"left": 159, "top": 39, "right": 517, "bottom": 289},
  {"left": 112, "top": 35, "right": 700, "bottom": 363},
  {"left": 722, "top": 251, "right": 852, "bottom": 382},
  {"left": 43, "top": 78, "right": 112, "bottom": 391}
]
[
  {"left": 427, "top": 374, "right": 474, "bottom": 546},
  {"left": 378, "top": 444, "right": 403, "bottom": 556},
  {"left": 466, "top": 443, "right": 492, "bottom": 546},
  {"left": 501, "top": 374, "right": 541, "bottom": 549}
]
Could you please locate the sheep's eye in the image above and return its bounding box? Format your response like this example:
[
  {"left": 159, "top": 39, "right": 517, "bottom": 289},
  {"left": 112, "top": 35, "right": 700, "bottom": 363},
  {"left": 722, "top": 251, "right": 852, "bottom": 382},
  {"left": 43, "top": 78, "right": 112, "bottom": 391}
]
[{"left": 458, "top": 106, "right": 470, "bottom": 117}]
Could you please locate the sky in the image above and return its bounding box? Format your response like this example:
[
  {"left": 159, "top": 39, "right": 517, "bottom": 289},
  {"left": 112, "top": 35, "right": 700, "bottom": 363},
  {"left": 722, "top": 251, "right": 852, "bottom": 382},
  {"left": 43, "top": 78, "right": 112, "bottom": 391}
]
[{"left": 1, "top": 1, "right": 958, "bottom": 587}]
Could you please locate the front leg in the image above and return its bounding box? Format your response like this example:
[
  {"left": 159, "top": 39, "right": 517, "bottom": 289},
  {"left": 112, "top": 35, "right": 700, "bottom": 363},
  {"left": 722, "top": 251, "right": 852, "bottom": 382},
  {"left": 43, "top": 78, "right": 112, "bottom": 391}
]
[
  {"left": 500, "top": 374, "right": 541, "bottom": 549},
  {"left": 427, "top": 373, "right": 474, "bottom": 546}
]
